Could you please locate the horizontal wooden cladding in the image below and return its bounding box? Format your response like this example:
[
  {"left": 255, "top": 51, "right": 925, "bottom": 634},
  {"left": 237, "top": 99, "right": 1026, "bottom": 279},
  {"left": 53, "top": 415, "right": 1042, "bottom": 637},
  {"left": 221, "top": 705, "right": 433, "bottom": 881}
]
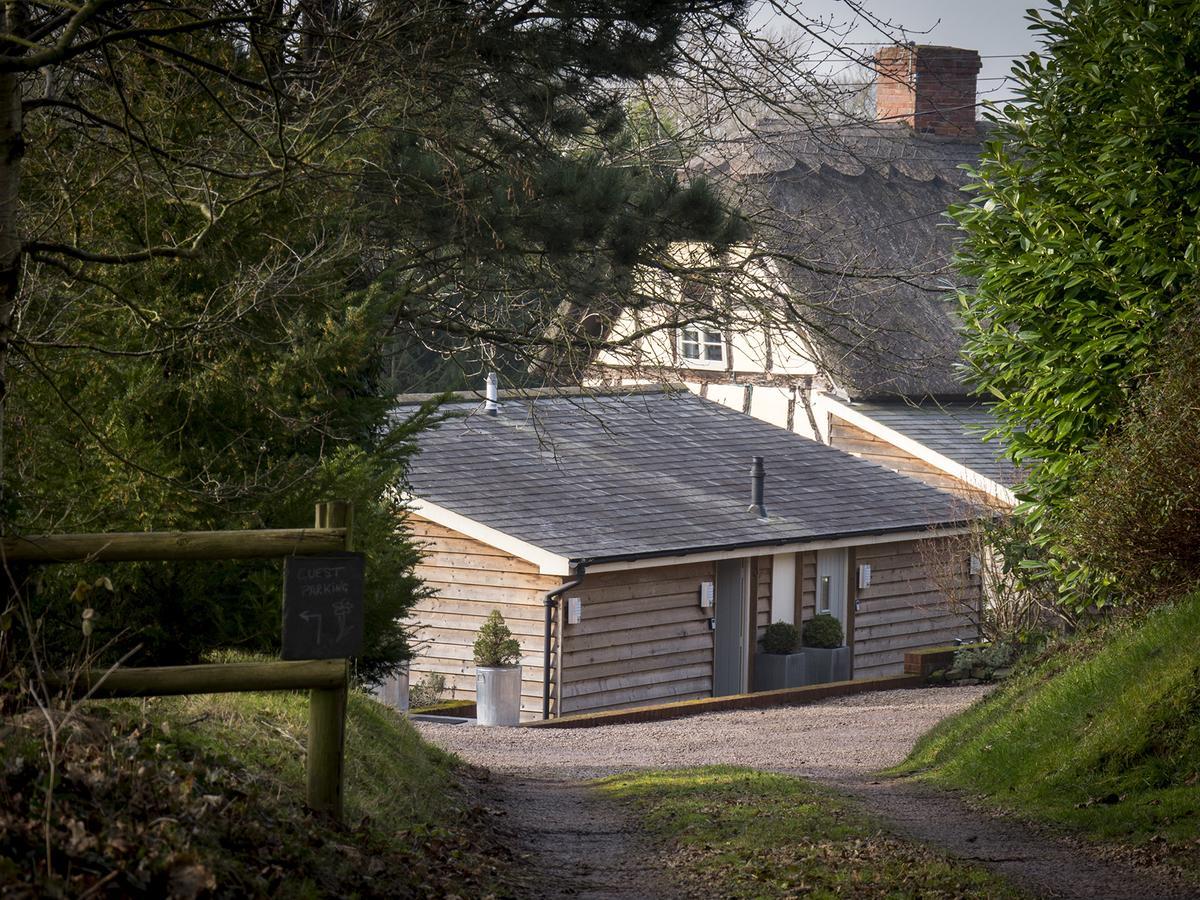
[
  {"left": 416, "top": 578, "right": 550, "bottom": 607},
  {"left": 564, "top": 663, "right": 712, "bottom": 700},
  {"left": 754, "top": 555, "right": 771, "bottom": 642},
  {"left": 852, "top": 536, "right": 979, "bottom": 678},
  {"left": 405, "top": 515, "right": 562, "bottom": 721},
  {"left": 564, "top": 632, "right": 713, "bottom": 669},
  {"left": 830, "top": 421, "right": 967, "bottom": 492},
  {"left": 564, "top": 647, "right": 712, "bottom": 682},
  {"left": 561, "top": 561, "right": 715, "bottom": 715},
  {"left": 417, "top": 563, "right": 562, "bottom": 592}
]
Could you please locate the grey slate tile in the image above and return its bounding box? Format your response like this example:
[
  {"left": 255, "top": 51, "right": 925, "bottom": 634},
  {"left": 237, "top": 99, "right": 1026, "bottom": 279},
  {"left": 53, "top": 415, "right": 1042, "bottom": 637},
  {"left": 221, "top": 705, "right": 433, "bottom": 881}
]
[{"left": 399, "top": 390, "right": 975, "bottom": 565}]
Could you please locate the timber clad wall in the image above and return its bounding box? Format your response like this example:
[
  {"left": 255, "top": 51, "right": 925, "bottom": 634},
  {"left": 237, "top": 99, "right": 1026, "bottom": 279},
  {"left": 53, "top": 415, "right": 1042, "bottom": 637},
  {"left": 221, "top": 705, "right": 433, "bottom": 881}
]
[
  {"left": 409, "top": 516, "right": 563, "bottom": 719},
  {"left": 408, "top": 516, "right": 977, "bottom": 718},
  {"left": 830, "top": 419, "right": 966, "bottom": 495},
  {"left": 754, "top": 556, "right": 771, "bottom": 644},
  {"left": 560, "top": 562, "right": 715, "bottom": 715},
  {"left": 851, "top": 539, "right": 978, "bottom": 678}
]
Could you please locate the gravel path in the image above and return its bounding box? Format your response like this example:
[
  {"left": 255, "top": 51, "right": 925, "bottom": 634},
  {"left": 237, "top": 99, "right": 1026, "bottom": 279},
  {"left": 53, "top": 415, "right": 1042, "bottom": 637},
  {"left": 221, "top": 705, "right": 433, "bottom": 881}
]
[
  {"left": 416, "top": 686, "right": 991, "bottom": 780},
  {"left": 418, "top": 687, "right": 1198, "bottom": 899}
]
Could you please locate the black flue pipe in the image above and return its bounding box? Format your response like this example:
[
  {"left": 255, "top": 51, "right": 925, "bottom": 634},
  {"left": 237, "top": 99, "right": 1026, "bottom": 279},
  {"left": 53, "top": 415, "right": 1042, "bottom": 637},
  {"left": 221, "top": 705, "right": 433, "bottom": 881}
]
[{"left": 749, "top": 456, "right": 766, "bottom": 517}]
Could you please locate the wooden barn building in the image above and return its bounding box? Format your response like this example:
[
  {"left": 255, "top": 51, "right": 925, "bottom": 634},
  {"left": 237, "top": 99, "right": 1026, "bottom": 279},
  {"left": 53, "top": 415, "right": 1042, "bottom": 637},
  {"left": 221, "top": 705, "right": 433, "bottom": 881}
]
[{"left": 400, "top": 386, "right": 982, "bottom": 720}]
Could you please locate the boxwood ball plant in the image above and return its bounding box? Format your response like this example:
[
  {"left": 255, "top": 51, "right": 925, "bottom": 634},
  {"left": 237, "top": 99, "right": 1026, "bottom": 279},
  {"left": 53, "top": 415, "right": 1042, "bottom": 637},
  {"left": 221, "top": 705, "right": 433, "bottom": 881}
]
[
  {"left": 802, "top": 614, "right": 844, "bottom": 649},
  {"left": 761, "top": 621, "right": 800, "bottom": 654}
]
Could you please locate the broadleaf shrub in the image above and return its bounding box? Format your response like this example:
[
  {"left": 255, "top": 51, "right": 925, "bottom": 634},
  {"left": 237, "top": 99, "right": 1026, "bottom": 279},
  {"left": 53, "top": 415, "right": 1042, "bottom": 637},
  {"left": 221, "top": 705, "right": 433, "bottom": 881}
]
[
  {"left": 950, "top": 0, "right": 1200, "bottom": 605},
  {"left": 472, "top": 610, "right": 521, "bottom": 668},
  {"left": 802, "top": 613, "right": 843, "bottom": 649},
  {"left": 1061, "top": 318, "right": 1200, "bottom": 607},
  {"left": 761, "top": 621, "right": 800, "bottom": 654}
]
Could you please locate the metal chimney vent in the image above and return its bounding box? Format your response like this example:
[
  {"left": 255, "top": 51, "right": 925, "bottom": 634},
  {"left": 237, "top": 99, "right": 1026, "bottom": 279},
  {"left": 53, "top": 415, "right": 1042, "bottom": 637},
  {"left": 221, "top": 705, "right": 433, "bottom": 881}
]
[{"left": 485, "top": 372, "right": 499, "bottom": 415}]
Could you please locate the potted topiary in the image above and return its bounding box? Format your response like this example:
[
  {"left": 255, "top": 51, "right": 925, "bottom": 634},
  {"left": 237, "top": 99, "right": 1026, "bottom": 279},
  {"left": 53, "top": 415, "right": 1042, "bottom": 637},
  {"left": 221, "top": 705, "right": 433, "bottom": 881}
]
[
  {"left": 754, "top": 621, "right": 806, "bottom": 691},
  {"left": 801, "top": 613, "right": 851, "bottom": 684},
  {"left": 473, "top": 609, "right": 523, "bottom": 726}
]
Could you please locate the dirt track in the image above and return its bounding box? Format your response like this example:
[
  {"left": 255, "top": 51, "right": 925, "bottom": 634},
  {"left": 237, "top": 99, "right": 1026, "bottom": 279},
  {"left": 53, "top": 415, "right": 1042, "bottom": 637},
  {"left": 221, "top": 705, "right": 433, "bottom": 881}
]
[{"left": 417, "top": 687, "right": 1198, "bottom": 899}]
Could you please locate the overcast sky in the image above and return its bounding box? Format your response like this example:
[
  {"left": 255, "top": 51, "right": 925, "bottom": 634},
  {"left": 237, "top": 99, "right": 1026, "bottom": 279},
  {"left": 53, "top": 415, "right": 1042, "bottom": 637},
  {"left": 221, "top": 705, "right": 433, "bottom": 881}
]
[{"left": 759, "top": 0, "right": 1056, "bottom": 105}]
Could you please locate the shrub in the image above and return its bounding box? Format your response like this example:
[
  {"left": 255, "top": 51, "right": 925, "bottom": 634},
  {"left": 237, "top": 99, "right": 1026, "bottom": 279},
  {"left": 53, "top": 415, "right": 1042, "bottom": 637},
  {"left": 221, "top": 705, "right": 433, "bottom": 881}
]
[
  {"left": 472, "top": 610, "right": 521, "bottom": 667},
  {"left": 802, "top": 614, "right": 843, "bottom": 649},
  {"left": 409, "top": 672, "right": 446, "bottom": 708},
  {"left": 1061, "top": 317, "right": 1200, "bottom": 607},
  {"left": 761, "top": 621, "right": 800, "bottom": 654}
]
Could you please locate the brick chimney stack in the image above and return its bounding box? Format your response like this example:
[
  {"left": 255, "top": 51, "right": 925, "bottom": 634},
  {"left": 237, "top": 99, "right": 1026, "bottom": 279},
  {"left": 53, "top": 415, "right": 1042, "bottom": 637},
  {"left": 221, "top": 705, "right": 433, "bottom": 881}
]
[{"left": 874, "top": 44, "right": 982, "bottom": 137}]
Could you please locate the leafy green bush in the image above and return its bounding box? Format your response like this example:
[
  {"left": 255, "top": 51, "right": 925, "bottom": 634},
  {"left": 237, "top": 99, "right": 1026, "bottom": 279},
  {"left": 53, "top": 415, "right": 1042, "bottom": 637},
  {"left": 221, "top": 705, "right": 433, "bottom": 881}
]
[
  {"left": 801, "top": 614, "right": 843, "bottom": 649},
  {"left": 761, "top": 621, "right": 800, "bottom": 654},
  {"left": 950, "top": 643, "right": 1014, "bottom": 678},
  {"left": 950, "top": 0, "right": 1200, "bottom": 606},
  {"left": 472, "top": 610, "right": 521, "bottom": 668},
  {"left": 1061, "top": 318, "right": 1200, "bottom": 607}
]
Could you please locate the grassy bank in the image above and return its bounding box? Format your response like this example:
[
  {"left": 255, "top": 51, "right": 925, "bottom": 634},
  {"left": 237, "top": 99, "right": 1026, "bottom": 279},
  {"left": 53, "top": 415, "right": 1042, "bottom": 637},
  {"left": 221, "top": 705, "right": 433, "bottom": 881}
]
[
  {"left": 893, "top": 594, "right": 1200, "bottom": 872},
  {"left": 597, "top": 766, "right": 1020, "bottom": 898},
  {"left": 0, "top": 688, "right": 511, "bottom": 897}
]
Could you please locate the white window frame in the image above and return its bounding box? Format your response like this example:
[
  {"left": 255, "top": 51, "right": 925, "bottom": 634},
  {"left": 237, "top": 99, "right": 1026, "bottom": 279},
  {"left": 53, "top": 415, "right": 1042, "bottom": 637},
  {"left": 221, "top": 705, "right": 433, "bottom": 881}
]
[{"left": 678, "top": 326, "right": 725, "bottom": 367}]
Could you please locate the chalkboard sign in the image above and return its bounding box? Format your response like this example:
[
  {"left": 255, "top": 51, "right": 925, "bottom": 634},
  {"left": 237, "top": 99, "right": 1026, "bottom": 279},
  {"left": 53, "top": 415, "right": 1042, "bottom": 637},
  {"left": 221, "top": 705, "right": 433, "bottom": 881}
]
[{"left": 282, "top": 554, "right": 365, "bottom": 660}]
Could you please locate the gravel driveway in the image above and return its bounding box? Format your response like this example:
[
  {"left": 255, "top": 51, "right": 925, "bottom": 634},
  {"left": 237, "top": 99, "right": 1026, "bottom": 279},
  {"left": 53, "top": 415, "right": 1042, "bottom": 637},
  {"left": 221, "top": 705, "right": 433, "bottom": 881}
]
[{"left": 415, "top": 685, "right": 991, "bottom": 780}]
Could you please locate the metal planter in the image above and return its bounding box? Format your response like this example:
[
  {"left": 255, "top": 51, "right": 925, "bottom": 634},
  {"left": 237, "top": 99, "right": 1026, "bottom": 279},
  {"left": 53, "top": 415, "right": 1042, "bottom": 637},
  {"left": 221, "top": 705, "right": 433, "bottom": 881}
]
[{"left": 476, "top": 665, "right": 522, "bottom": 726}]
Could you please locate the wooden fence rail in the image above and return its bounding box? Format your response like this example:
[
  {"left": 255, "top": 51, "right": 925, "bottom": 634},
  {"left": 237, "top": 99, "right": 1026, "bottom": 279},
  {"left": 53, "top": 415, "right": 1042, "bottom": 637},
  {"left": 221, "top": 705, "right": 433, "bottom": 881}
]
[
  {"left": 0, "top": 527, "right": 347, "bottom": 563},
  {"left": 11, "top": 500, "right": 355, "bottom": 820},
  {"left": 53, "top": 659, "right": 348, "bottom": 698}
]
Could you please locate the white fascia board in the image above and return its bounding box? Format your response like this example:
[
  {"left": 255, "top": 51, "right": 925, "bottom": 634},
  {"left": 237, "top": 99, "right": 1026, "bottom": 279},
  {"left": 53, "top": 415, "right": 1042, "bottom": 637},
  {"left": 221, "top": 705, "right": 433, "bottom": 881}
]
[
  {"left": 583, "top": 526, "right": 971, "bottom": 574},
  {"left": 407, "top": 497, "right": 572, "bottom": 576},
  {"left": 820, "top": 396, "right": 1017, "bottom": 507}
]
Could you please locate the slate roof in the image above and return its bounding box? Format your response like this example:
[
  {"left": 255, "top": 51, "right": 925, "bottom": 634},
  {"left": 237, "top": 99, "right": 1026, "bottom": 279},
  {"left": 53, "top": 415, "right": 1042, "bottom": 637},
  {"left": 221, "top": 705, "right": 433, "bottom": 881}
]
[
  {"left": 402, "top": 388, "right": 973, "bottom": 565},
  {"left": 693, "top": 121, "right": 984, "bottom": 398},
  {"left": 847, "top": 398, "right": 1022, "bottom": 488}
]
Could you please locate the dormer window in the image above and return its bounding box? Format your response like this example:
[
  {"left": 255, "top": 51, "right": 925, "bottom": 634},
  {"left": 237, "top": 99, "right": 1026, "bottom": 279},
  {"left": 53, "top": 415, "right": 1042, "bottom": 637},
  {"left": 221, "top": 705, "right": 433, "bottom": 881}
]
[{"left": 680, "top": 327, "right": 724, "bottom": 364}]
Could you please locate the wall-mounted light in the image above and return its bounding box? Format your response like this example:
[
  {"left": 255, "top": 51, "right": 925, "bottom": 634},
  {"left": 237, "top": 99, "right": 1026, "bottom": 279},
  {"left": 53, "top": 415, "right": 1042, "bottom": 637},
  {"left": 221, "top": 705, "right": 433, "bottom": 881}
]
[
  {"left": 857, "top": 563, "right": 872, "bottom": 589},
  {"left": 969, "top": 554, "right": 981, "bottom": 576},
  {"left": 819, "top": 575, "right": 831, "bottom": 613},
  {"left": 567, "top": 596, "right": 582, "bottom": 624},
  {"left": 699, "top": 581, "right": 714, "bottom": 608}
]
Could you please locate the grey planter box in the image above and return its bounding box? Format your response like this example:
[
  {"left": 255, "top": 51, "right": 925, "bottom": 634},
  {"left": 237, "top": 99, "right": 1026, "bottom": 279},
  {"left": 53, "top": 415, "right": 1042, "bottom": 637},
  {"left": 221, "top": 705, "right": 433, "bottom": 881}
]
[
  {"left": 754, "top": 650, "right": 806, "bottom": 691},
  {"left": 803, "top": 646, "right": 851, "bottom": 685}
]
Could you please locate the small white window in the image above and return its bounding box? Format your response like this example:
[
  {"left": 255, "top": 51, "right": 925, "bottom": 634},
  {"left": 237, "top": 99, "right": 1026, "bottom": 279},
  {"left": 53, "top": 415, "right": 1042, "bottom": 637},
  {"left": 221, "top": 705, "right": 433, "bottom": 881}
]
[{"left": 679, "top": 327, "right": 724, "bottom": 363}]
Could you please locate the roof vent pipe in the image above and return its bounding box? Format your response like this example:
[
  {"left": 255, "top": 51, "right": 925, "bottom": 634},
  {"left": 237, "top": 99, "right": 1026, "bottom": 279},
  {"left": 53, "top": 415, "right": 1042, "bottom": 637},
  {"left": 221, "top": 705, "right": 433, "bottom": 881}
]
[
  {"left": 749, "top": 456, "right": 767, "bottom": 518},
  {"left": 485, "top": 371, "right": 499, "bottom": 415}
]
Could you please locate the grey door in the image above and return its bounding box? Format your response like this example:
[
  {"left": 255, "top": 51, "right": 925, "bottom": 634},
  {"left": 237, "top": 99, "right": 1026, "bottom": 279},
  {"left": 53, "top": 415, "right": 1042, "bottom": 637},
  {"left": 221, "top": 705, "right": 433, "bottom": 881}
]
[{"left": 714, "top": 559, "right": 746, "bottom": 696}]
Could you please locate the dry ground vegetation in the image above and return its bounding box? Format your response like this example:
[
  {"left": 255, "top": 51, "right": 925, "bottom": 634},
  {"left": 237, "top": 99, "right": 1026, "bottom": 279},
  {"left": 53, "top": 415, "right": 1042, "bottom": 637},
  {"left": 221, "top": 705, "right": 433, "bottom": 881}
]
[{"left": 0, "top": 689, "right": 518, "bottom": 898}]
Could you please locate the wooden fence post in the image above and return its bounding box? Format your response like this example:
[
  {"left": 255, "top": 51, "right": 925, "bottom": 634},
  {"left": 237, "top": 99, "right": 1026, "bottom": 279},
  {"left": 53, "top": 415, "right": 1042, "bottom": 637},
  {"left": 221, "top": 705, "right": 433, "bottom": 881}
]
[{"left": 306, "top": 500, "right": 352, "bottom": 819}]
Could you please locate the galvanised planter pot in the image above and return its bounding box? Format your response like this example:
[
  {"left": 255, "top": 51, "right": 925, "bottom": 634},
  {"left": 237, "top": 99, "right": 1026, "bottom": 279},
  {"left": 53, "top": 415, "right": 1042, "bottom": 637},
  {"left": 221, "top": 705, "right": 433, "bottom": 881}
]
[{"left": 476, "top": 665, "right": 522, "bottom": 726}]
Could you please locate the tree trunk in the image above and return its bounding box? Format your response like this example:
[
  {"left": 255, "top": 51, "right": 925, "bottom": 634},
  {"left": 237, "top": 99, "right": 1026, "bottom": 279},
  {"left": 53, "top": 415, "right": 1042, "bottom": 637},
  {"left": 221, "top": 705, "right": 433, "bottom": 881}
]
[{"left": 0, "top": 3, "right": 25, "bottom": 511}]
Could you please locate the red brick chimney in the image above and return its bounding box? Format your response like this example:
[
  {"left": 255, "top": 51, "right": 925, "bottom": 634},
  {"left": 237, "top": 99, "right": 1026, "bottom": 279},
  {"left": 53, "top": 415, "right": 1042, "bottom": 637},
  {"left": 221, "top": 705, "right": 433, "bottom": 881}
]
[{"left": 874, "top": 44, "right": 982, "bottom": 137}]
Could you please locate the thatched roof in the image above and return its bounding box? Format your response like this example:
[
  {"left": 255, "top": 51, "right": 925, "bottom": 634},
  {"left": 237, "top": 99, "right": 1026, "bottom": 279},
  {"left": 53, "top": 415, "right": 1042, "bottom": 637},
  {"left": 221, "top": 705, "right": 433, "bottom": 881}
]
[{"left": 694, "top": 120, "right": 986, "bottom": 399}]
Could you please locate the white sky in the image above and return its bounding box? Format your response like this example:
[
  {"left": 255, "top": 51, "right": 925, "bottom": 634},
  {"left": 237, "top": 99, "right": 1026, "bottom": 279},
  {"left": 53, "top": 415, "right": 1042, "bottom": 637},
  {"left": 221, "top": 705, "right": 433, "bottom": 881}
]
[{"left": 757, "top": 0, "right": 1056, "bottom": 105}]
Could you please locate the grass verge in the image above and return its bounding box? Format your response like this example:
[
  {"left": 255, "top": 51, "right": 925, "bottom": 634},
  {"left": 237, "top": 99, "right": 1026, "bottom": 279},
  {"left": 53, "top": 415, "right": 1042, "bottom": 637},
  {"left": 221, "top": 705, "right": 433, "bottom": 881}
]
[
  {"left": 892, "top": 593, "right": 1200, "bottom": 873},
  {"left": 0, "top": 688, "right": 513, "bottom": 897},
  {"left": 596, "top": 766, "right": 1021, "bottom": 899}
]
